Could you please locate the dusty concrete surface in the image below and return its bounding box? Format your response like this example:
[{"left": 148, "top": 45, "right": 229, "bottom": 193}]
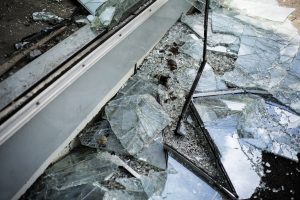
[
  {"left": 0, "top": 0, "right": 81, "bottom": 65},
  {"left": 278, "top": 0, "right": 300, "bottom": 32}
]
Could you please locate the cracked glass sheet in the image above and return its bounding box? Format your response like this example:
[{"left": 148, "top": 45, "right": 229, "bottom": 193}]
[
  {"left": 79, "top": 120, "right": 129, "bottom": 155},
  {"left": 193, "top": 94, "right": 300, "bottom": 199},
  {"left": 92, "top": 0, "right": 143, "bottom": 30},
  {"left": 151, "top": 156, "right": 224, "bottom": 200},
  {"left": 211, "top": 10, "right": 300, "bottom": 113},
  {"left": 222, "top": 0, "right": 295, "bottom": 22},
  {"left": 105, "top": 94, "right": 171, "bottom": 155},
  {"left": 175, "top": 62, "right": 227, "bottom": 93},
  {"left": 77, "top": 0, "right": 107, "bottom": 15},
  {"left": 181, "top": 14, "right": 240, "bottom": 54},
  {"left": 26, "top": 152, "right": 123, "bottom": 199}
]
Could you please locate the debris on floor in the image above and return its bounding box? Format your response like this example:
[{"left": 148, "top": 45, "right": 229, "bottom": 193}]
[
  {"left": 32, "top": 11, "right": 65, "bottom": 24},
  {"left": 23, "top": 0, "right": 300, "bottom": 199}
]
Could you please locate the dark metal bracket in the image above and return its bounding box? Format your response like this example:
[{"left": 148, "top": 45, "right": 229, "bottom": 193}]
[{"left": 175, "top": 0, "right": 210, "bottom": 135}]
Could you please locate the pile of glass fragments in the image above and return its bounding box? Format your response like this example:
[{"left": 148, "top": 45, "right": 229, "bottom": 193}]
[{"left": 24, "top": 0, "right": 300, "bottom": 199}]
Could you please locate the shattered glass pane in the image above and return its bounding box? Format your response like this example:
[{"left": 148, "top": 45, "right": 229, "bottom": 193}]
[
  {"left": 193, "top": 94, "right": 300, "bottom": 198},
  {"left": 105, "top": 94, "right": 171, "bottom": 155},
  {"left": 211, "top": 9, "right": 300, "bottom": 113}
]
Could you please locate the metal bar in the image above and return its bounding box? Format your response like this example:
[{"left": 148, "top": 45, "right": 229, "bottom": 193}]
[
  {"left": 164, "top": 144, "right": 237, "bottom": 199},
  {"left": 175, "top": 0, "right": 210, "bottom": 135}
]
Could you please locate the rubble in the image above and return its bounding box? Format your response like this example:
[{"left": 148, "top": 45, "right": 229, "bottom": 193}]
[{"left": 32, "top": 11, "right": 64, "bottom": 24}]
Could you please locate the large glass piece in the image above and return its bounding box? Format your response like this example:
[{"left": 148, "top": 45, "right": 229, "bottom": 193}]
[
  {"left": 193, "top": 94, "right": 300, "bottom": 199},
  {"left": 105, "top": 94, "right": 171, "bottom": 155}
]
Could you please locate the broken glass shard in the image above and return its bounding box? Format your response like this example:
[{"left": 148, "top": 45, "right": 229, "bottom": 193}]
[
  {"left": 115, "top": 75, "right": 160, "bottom": 100},
  {"left": 175, "top": 63, "right": 227, "bottom": 92},
  {"left": 105, "top": 94, "right": 171, "bottom": 155},
  {"left": 193, "top": 93, "right": 300, "bottom": 198},
  {"left": 79, "top": 120, "right": 129, "bottom": 155},
  {"left": 181, "top": 14, "right": 240, "bottom": 54},
  {"left": 92, "top": 0, "right": 142, "bottom": 30},
  {"left": 32, "top": 11, "right": 64, "bottom": 24},
  {"left": 44, "top": 152, "right": 120, "bottom": 190},
  {"left": 212, "top": 10, "right": 300, "bottom": 113},
  {"left": 24, "top": 151, "right": 129, "bottom": 199},
  {"left": 77, "top": 0, "right": 107, "bottom": 15},
  {"left": 115, "top": 171, "right": 167, "bottom": 199},
  {"left": 180, "top": 34, "right": 203, "bottom": 62},
  {"left": 152, "top": 156, "right": 224, "bottom": 200},
  {"left": 136, "top": 139, "right": 167, "bottom": 169}
]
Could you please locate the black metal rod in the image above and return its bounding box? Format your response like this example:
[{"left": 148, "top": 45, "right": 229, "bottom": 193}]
[{"left": 175, "top": 0, "right": 210, "bottom": 135}]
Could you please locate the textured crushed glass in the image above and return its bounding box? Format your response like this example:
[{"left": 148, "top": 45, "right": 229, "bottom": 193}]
[
  {"left": 194, "top": 94, "right": 300, "bottom": 198},
  {"left": 105, "top": 94, "right": 171, "bottom": 155}
]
